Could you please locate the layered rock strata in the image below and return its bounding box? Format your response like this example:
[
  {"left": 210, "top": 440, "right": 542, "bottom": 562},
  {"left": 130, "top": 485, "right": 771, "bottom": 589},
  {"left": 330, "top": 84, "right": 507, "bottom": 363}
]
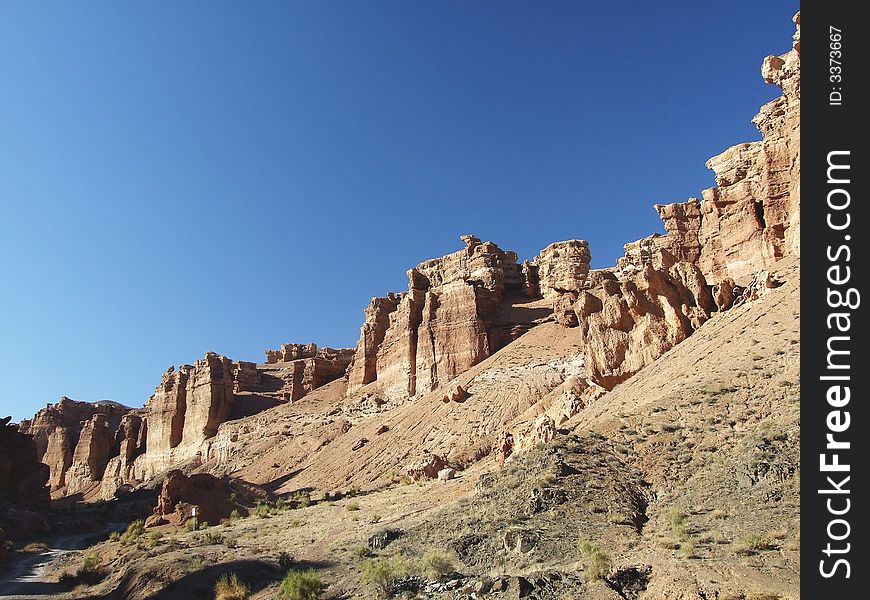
[
  {"left": 346, "top": 235, "right": 554, "bottom": 401},
  {"left": 19, "top": 397, "right": 130, "bottom": 491},
  {"left": 28, "top": 343, "right": 352, "bottom": 499}
]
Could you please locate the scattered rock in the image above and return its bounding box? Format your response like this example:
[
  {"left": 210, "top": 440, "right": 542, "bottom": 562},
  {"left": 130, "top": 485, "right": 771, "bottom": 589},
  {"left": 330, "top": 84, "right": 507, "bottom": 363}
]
[{"left": 437, "top": 467, "right": 456, "bottom": 481}]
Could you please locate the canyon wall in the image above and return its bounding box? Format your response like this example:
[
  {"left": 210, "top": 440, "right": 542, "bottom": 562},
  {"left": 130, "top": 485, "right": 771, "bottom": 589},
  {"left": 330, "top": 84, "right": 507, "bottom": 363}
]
[
  {"left": 24, "top": 344, "right": 353, "bottom": 500},
  {"left": 346, "top": 235, "right": 566, "bottom": 401},
  {"left": 619, "top": 13, "right": 800, "bottom": 284}
]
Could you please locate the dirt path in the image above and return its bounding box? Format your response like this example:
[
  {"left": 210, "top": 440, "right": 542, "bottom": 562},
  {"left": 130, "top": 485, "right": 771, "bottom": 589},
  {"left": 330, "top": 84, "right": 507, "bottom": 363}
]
[{"left": 0, "top": 524, "right": 124, "bottom": 598}]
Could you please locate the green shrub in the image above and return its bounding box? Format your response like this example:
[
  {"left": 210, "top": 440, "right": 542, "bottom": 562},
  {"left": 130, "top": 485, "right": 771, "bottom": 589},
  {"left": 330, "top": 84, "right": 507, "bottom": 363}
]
[
  {"left": 230, "top": 509, "right": 241, "bottom": 522},
  {"left": 360, "top": 556, "right": 410, "bottom": 598},
  {"left": 577, "top": 539, "right": 611, "bottom": 582},
  {"left": 422, "top": 549, "right": 457, "bottom": 581},
  {"left": 203, "top": 530, "right": 225, "bottom": 545},
  {"left": 214, "top": 573, "right": 250, "bottom": 600},
  {"left": 109, "top": 531, "right": 121, "bottom": 542},
  {"left": 120, "top": 519, "right": 145, "bottom": 546},
  {"left": 199, "top": 521, "right": 211, "bottom": 530},
  {"left": 254, "top": 503, "right": 272, "bottom": 518},
  {"left": 277, "top": 568, "right": 323, "bottom": 600},
  {"left": 346, "top": 502, "right": 360, "bottom": 512},
  {"left": 679, "top": 537, "right": 697, "bottom": 558}
]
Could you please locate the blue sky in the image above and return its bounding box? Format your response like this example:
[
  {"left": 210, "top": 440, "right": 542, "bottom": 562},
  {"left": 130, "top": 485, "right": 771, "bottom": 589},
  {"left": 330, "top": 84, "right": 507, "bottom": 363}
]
[{"left": 0, "top": 1, "right": 798, "bottom": 422}]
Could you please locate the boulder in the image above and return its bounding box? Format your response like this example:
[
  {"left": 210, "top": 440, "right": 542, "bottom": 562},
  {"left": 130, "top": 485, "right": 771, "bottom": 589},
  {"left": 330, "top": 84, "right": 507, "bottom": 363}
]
[{"left": 406, "top": 452, "right": 449, "bottom": 481}]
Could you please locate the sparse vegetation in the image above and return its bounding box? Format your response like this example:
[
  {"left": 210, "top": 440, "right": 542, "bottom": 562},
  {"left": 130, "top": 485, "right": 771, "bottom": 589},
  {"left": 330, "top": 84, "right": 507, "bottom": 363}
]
[
  {"left": 346, "top": 501, "right": 360, "bottom": 512},
  {"left": 120, "top": 519, "right": 146, "bottom": 546},
  {"left": 361, "top": 556, "right": 411, "bottom": 598},
  {"left": 203, "top": 530, "right": 226, "bottom": 545},
  {"left": 666, "top": 508, "right": 689, "bottom": 540},
  {"left": 351, "top": 544, "right": 374, "bottom": 559},
  {"left": 22, "top": 542, "right": 49, "bottom": 553},
  {"left": 255, "top": 503, "right": 273, "bottom": 518},
  {"left": 59, "top": 553, "right": 106, "bottom": 586},
  {"left": 736, "top": 533, "right": 771, "bottom": 555},
  {"left": 214, "top": 573, "right": 250, "bottom": 600},
  {"left": 679, "top": 537, "right": 697, "bottom": 558},
  {"left": 277, "top": 568, "right": 323, "bottom": 600},
  {"left": 577, "top": 539, "right": 611, "bottom": 581},
  {"left": 422, "top": 549, "right": 458, "bottom": 581}
]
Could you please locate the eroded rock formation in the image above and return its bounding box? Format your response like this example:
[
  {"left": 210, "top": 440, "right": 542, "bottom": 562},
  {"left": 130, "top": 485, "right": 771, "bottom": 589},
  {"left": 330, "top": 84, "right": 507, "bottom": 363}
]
[
  {"left": 19, "top": 397, "right": 130, "bottom": 491},
  {"left": 0, "top": 419, "right": 50, "bottom": 541},
  {"left": 145, "top": 470, "right": 267, "bottom": 528},
  {"left": 346, "top": 235, "right": 548, "bottom": 401},
  {"left": 619, "top": 13, "right": 800, "bottom": 283},
  {"left": 29, "top": 343, "right": 353, "bottom": 499}
]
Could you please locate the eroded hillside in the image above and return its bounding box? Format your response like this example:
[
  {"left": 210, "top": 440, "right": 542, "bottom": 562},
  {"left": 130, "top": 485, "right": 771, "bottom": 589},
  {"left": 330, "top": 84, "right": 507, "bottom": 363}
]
[{"left": 1, "top": 11, "right": 800, "bottom": 600}]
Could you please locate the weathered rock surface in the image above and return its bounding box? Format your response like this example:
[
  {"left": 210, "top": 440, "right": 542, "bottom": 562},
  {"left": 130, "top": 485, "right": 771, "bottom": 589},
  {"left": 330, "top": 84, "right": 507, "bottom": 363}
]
[
  {"left": 65, "top": 414, "right": 118, "bottom": 494},
  {"left": 19, "top": 397, "right": 130, "bottom": 491},
  {"left": 619, "top": 13, "right": 800, "bottom": 283},
  {"left": 533, "top": 240, "right": 592, "bottom": 297},
  {"left": 554, "top": 262, "right": 714, "bottom": 388},
  {"left": 346, "top": 236, "right": 551, "bottom": 401},
  {"left": 145, "top": 470, "right": 266, "bottom": 528},
  {"left": 255, "top": 344, "right": 354, "bottom": 402},
  {"left": 24, "top": 343, "right": 353, "bottom": 499}
]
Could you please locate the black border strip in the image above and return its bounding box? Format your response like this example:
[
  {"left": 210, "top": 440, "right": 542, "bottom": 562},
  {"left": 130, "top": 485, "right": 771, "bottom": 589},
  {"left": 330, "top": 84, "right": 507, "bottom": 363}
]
[{"left": 803, "top": 1, "right": 866, "bottom": 595}]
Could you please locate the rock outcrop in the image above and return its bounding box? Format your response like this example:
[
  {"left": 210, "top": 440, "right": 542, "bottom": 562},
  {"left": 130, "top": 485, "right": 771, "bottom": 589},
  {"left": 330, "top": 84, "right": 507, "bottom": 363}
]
[
  {"left": 534, "top": 240, "right": 592, "bottom": 297},
  {"left": 254, "top": 344, "right": 354, "bottom": 402},
  {"left": 0, "top": 420, "right": 49, "bottom": 509},
  {"left": 346, "top": 235, "right": 548, "bottom": 401},
  {"left": 554, "top": 263, "right": 715, "bottom": 388},
  {"left": 145, "top": 470, "right": 266, "bottom": 528},
  {"left": 0, "top": 419, "right": 50, "bottom": 542},
  {"left": 26, "top": 342, "right": 353, "bottom": 500},
  {"left": 65, "top": 414, "right": 118, "bottom": 494},
  {"left": 19, "top": 397, "right": 130, "bottom": 491},
  {"left": 619, "top": 13, "right": 800, "bottom": 283}
]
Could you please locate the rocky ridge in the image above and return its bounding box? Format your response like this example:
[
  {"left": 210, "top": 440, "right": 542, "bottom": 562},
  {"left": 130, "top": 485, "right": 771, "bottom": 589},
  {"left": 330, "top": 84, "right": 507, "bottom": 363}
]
[{"left": 20, "top": 344, "right": 353, "bottom": 500}]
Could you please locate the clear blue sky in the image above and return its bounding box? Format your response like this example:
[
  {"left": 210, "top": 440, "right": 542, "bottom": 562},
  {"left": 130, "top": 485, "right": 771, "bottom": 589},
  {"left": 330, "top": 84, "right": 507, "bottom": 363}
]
[{"left": 0, "top": 1, "right": 798, "bottom": 422}]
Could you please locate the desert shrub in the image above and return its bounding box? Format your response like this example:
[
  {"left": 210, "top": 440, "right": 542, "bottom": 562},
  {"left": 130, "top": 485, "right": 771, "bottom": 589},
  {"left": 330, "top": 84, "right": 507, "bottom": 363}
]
[
  {"left": 679, "top": 537, "right": 697, "bottom": 558},
  {"left": 186, "top": 520, "right": 198, "bottom": 532},
  {"left": 214, "top": 573, "right": 250, "bottom": 600},
  {"left": 360, "top": 556, "right": 410, "bottom": 598},
  {"left": 224, "top": 535, "right": 237, "bottom": 549},
  {"left": 577, "top": 539, "right": 611, "bottom": 582},
  {"left": 346, "top": 502, "right": 360, "bottom": 512},
  {"left": 277, "top": 568, "right": 323, "bottom": 600},
  {"left": 666, "top": 508, "right": 688, "bottom": 540},
  {"left": 146, "top": 531, "right": 163, "bottom": 548},
  {"left": 255, "top": 503, "right": 272, "bottom": 518},
  {"left": 422, "top": 549, "right": 458, "bottom": 581},
  {"left": 60, "top": 553, "right": 106, "bottom": 586},
  {"left": 203, "top": 530, "right": 226, "bottom": 545},
  {"left": 199, "top": 521, "right": 211, "bottom": 530},
  {"left": 109, "top": 531, "right": 121, "bottom": 542},
  {"left": 120, "top": 519, "right": 145, "bottom": 546},
  {"left": 736, "top": 533, "right": 771, "bottom": 555},
  {"left": 292, "top": 491, "right": 312, "bottom": 508},
  {"left": 230, "top": 509, "right": 242, "bottom": 521},
  {"left": 22, "top": 542, "right": 49, "bottom": 553}
]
